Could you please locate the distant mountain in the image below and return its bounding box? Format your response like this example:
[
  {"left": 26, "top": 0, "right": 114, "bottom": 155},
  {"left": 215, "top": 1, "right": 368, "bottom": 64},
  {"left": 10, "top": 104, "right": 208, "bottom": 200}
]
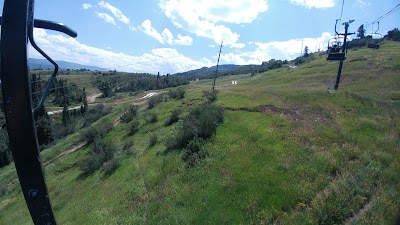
[
  {"left": 28, "top": 58, "right": 107, "bottom": 71},
  {"left": 174, "top": 64, "right": 240, "bottom": 76}
]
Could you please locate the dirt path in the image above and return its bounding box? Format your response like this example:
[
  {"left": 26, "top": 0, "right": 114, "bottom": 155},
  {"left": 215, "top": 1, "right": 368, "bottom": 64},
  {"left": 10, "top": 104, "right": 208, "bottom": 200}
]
[
  {"left": 44, "top": 141, "right": 87, "bottom": 166},
  {"left": 45, "top": 92, "right": 162, "bottom": 164},
  {"left": 87, "top": 93, "right": 102, "bottom": 103}
]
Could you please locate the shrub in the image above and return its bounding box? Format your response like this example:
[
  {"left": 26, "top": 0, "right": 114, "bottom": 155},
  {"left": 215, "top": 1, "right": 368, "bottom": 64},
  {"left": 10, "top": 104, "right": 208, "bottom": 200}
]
[
  {"left": 148, "top": 134, "right": 158, "bottom": 148},
  {"left": 147, "top": 95, "right": 163, "bottom": 109},
  {"left": 79, "top": 155, "right": 103, "bottom": 175},
  {"left": 166, "top": 103, "right": 223, "bottom": 150},
  {"left": 52, "top": 123, "right": 75, "bottom": 140},
  {"left": 92, "top": 138, "right": 116, "bottom": 161},
  {"left": 165, "top": 108, "right": 182, "bottom": 126},
  {"left": 182, "top": 137, "right": 207, "bottom": 167},
  {"left": 81, "top": 121, "right": 113, "bottom": 143},
  {"left": 203, "top": 90, "right": 218, "bottom": 102},
  {"left": 83, "top": 104, "right": 111, "bottom": 127},
  {"left": 128, "top": 120, "right": 140, "bottom": 135},
  {"left": 145, "top": 113, "right": 158, "bottom": 124},
  {"left": 120, "top": 105, "right": 138, "bottom": 123},
  {"left": 168, "top": 87, "right": 186, "bottom": 99},
  {"left": 102, "top": 158, "right": 120, "bottom": 176},
  {"left": 79, "top": 138, "right": 117, "bottom": 175}
]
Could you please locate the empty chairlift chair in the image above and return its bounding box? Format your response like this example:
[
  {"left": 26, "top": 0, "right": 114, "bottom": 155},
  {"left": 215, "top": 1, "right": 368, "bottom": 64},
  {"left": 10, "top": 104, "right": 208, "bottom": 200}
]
[{"left": 367, "top": 22, "right": 382, "bottom": 49}]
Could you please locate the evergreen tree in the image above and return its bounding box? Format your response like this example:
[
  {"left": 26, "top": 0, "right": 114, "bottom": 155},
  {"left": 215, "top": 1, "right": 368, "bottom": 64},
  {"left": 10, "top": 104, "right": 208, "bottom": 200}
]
[
  {"left": 62, "top": 97, "right": 70, "bottom": 127},
  {"left": 357, "top": 24, "right": 366, "bottom": 39},
  {"left": 82, "top": 87, "right": 88, "bottom": 114},
  {"left": 156, "top": 72, "right": 160, "bottom": 89},
  {"left": 31, "top": 73, "right": 54, "bottom": 146},
  {"left": 303, "top": 46, "right": 309, "bottom": 57}
]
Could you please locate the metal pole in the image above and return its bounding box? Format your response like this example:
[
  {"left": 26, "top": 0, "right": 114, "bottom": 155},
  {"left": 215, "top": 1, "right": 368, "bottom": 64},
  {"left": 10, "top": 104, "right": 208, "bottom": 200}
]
[
  {"left": 212, "top": 41, "right": 223, "bottom": 91},
  {"left": 1, "top": 0, "right": 57, "bottom": 224}
]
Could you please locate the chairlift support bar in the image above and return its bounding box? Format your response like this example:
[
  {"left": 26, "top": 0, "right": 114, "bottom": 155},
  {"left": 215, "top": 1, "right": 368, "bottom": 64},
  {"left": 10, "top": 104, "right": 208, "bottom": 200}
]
[{"left": 0, "top": 0, "right": 77, "bottom": 224}]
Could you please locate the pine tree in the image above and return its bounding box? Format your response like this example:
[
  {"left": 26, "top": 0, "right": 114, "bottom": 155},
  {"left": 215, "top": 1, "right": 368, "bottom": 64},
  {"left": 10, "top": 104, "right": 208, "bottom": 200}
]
[
  {"left": 303, "top": 46, "right": 309, "bottom": 57},
  {"left": 357, "top": 24, "right": 365, "bottom": 39},
  {"left": 62, "top": 100, "right": 70, "bottom": 127},
  {"left": 82, "top": 87, "right": 88, "bottom": 114}
]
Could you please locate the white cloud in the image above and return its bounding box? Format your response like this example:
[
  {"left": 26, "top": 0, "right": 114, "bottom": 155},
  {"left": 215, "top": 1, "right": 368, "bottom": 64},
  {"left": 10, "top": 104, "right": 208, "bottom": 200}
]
[
  {"left": 140, "top": 19, "right": 193, "bottom": 46},
  {"left": 160, "top": 0, "right": 268, "bottom": 45},
  {"left": 29, "top": 29, "right": 208, "bottom": 74},
  {"left": 174, "top": 34, "right": 193, "bottom": 46},
  {"left": 98, "top": 1, "right": 130, "bottom": 24},
  {"left": 220, "top": 32, "right": 333, "bottom": 65},
  {"left": 230, "top": 43, "right": 246, "bottom": 49},
  {"left": 82, "top": 3, "right": 92, "bottom": 10},
  {"left": 356, "top": 0, "right": 371, "bottom": 7},
  {"left": 289, "top": 0, "right": 335, "bottom": 8},
  {"left": 95, "top": 12, "right": 116, "bottom": 26},
  {"left": 141, "top": 19, "right": 164, "bottom": 43}
]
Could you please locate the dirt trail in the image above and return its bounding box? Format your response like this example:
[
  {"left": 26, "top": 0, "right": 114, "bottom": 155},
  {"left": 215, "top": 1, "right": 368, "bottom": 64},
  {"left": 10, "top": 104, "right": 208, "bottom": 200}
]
[
  {"left": 87, "top": 93, "right": 102, "bottom": 103},
  {"left": 46, "top": 92, "right": 162, "bottom": 164},
  {"left": 44, "top": 141, "right": 87, "bottom": 166}
]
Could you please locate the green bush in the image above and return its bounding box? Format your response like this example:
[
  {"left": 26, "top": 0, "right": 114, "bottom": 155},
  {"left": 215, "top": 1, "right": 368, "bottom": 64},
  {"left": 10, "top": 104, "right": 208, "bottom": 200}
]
[
  {"left": 182, "top": 137, "right": 207, "bottom": 167},
  {"left": 145, "top": 113, "right": 158, "bottom": 124},
  {"left": 203, "top": 90, "right": 218, "bottom": 102},
  {"left": 83, "top": 104, "right": 111, "bottom": 127},
  {"left": 148, "top": 134, "right": 158, "bottom": 148},
  {"left": 128, "top": 120, "right": 140, "bottom": 136},
  {"left": 147, "top": 95, "right": 163, "bottom": 109},
  {"left": 79, "top": 154, "right": 103, "bottom": 175},
  {"left": 166, "top": 103, "right": 223, "bottom": 150},
  {"left": 101, "top": 158, "right": 120, "bottom": 176},
  {"left": 165, "top": 108, "right": 182, "bottom": 126},
  {"left": 81, "top": 121, "right": 113, "bottom": 143},
  {"left": 79, "top": 138, "right": 117, "bottom": 175},
  {"left": 120, "top": 105, "right": 138, "bottom": 123},
  {"left": 168, "top": 87, "right": 186, "bottom": 99}
]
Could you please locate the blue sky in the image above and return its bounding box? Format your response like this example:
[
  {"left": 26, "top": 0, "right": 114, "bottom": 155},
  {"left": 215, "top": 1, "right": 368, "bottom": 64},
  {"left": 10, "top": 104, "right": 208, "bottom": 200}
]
[{"left": 1, "top": 0, "right": 399, "bottom": 74}]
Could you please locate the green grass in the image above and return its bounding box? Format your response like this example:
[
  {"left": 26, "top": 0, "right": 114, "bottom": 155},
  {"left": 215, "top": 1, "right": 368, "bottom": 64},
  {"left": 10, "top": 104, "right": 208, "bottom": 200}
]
[{"left": 2, "top": 40, "right": 400, "bottom": 224}]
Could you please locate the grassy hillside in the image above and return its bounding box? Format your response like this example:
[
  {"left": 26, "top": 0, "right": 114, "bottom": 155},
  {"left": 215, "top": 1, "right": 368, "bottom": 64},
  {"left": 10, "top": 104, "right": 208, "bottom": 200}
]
[{"left": 1, "top": 40, "right": 400, "bottom": 224}]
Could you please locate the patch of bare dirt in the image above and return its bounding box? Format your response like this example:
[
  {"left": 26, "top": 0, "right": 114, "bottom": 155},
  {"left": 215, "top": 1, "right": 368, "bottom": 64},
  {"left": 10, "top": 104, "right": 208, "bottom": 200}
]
[{"left": 87, "top": 93, "right": 102, "bottom": 103}]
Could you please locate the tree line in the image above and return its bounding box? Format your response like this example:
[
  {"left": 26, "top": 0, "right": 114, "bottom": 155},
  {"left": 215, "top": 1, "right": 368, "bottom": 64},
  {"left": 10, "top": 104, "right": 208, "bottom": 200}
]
[{"left": 92, "top": 71, "right": 189, "bottom": 97}]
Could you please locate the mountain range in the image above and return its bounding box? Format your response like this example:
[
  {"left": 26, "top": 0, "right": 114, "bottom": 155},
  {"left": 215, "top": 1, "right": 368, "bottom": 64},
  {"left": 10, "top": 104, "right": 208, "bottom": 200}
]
[{"left": 28, "top": 58, "right": 107, "bottom": 71}]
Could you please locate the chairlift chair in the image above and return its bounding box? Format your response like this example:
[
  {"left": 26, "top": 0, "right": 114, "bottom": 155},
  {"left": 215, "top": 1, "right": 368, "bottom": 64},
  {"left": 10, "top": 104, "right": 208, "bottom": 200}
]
[
  {"left": 367, "top": 22, "right": 382, "bottom": 49},
  {"left": 367, "top": 33, "right": 382, "bottom": 49},
  {"left": 326, "top": 37, "right": 346, "bottom": 61}
]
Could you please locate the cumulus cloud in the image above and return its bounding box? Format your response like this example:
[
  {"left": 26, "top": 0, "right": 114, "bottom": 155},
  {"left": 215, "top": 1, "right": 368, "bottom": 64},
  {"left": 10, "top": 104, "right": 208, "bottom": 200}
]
[
  {"left": 289, "top": 0, "right": 335, "bottom": 8},
  {"left": 82, "top": 3, "right": 92, "bottom": 10},
  {"left": 98, "top": 1, "right": 130, "bottom": 24},
  {"left": 140, "top": 19, "right": 193, "bottom": 46},
  {"left": 29, "top": 29, "right": 207, "bottom": 74},
  {"left": 220, "top": 32, "right": 333, "bottom": 65},
  {"left": 141, "top": 19, "right": 165, "bottom": 43},
  {"left": 159, "top": 0, "right": 268, "bottom": 45},
  {"left": 95, "top": 12, "right": 116, "bottom": 26}
]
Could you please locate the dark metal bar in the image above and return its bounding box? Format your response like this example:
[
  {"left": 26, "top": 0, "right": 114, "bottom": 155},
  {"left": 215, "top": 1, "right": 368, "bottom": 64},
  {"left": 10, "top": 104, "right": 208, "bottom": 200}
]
[
  {"left": 1, "top": 0, "right": 57, "bottom": 224},
  {"left": 0, "top": 17, "right": 77, "bottom": 38}
]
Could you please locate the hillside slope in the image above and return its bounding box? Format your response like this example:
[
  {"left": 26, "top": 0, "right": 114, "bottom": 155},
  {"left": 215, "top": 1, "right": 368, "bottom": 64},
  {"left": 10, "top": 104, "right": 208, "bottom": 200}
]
[{"left": 1, "top": 41, "right": 400, "bottom": 224}]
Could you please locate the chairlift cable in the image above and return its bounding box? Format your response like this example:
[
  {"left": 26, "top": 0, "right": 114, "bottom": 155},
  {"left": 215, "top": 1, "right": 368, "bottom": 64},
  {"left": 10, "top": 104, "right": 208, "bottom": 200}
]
[
  {"left": 371, "top": 3, "right": 400, "bottom": 24},
  {"left": 338, "top": 0, "right": 345, "bottom": 23}
]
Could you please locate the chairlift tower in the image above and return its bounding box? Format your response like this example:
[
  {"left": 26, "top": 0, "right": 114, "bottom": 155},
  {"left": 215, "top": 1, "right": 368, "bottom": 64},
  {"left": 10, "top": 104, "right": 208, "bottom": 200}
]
[{"left": 327, "top": 19, "right": 355, "bottom": 92}]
